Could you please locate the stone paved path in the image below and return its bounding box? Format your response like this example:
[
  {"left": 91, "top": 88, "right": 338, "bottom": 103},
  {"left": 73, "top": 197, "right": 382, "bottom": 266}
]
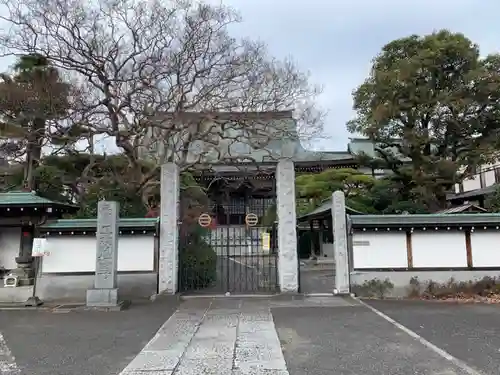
[{"left": 119, "top": 298, "right": 289, "bottom": 375}]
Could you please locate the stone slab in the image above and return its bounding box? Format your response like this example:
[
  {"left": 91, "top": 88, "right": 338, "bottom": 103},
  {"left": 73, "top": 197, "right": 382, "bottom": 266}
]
[
  {"left": 86, "top": 288, "right": 118, "bottom": 307},
  {"left": 235, "top": 311, "right": 288, "bottom": 373},
  {"left": 95, "top": 201, "right": 119, "bottom": 290},
  {"left": 120, "top": 300, "right": 290, "bottom": 375},
  {"left": 125, "top": 349, "right": 180, "bottom": 371},
  {"left": 233, "top": 370, "right": 289, "bottom": 375},
  {"left": 183, "top": 339, "right": 235, "bottom": 359},
  {"left": 276, "top": 160, "right": 298, "bottom": 293},
  {"left": 332, "top": 191, "right": 349, "bottom": 294},
  {"left": 173, "top": 358, "right": 233, "bottom": 375},
  {"left": 122, "top": 371, "right": 172, "bottom": 375},
  {"left": 159, "top": 163, "right": 180, "bottom": 294}
]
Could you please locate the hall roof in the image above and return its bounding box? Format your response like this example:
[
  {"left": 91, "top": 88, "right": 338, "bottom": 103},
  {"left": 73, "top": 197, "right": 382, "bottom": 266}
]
[
  {"left": 0, "top": 190, "right": 77, "bottom": 211},
  {"left": 297, "top": 198, "right": 365, "bottom": 222}
]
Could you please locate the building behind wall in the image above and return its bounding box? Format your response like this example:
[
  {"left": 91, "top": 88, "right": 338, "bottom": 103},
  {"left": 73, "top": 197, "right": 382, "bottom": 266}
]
[
  {"left": 449, "top": 162, "right": 500, "bottom": 208},
  {"left": 139, "top": 110, "right": 386, "bottom": 231}
]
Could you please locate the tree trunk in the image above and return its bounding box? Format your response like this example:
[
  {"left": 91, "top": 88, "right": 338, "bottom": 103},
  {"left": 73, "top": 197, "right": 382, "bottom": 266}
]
[{"left": 23, "top": 118, "right": 44, "bottom": 191}]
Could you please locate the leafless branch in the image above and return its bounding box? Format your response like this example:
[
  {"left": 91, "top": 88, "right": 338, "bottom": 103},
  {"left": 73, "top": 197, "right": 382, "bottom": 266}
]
[{"left": 0, "top": 0, "right": 324, "bottom": 200}]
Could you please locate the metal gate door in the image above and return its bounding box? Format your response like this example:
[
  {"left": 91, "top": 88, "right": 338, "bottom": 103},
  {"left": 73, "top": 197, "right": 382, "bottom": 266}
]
[{"left": 178, "top": 186, "right": 279, "bottom": 295}]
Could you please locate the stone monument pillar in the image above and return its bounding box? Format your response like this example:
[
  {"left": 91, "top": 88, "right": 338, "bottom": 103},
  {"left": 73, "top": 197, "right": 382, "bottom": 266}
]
[
  {"left": 159, "top": 163, "right": 180, "bottom": 294},
  {"left": 331, "top": 191, "right": 350, "bottom": 294},
  {"left": 276, "top": 159, "right": 298, "bottom": 292},
  {"left": 86, "top": 200, "right": 120, "bottom": 307}
]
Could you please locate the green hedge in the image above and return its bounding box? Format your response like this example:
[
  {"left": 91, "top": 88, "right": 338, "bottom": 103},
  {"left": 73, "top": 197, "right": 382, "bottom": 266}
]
[{"left": 178, "top": 237, "right": 217, "bottom": 291}]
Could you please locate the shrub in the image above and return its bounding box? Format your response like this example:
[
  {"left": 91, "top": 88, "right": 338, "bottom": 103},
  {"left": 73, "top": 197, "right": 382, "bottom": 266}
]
[
  {"left": 406, "top": 276, "right": 500, "bottom": 300},
  {"left": 351, "top": 278, "right": 394, "bottom": 298},
  {"left": 178, "top": 234, "right": 217, "bottom": 291}
]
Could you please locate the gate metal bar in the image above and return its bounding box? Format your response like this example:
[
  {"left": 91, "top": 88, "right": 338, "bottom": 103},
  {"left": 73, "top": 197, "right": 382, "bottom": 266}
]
[{"left": 178, "top": 172, "right": 279, "bottom": 295}]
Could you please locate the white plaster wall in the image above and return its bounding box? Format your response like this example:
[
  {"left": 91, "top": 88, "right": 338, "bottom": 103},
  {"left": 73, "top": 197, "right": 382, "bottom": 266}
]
[
  {"left": 0, "top": 227, "right": 20, "bottom": 270},
  {"left": 485, "top": 169, "right": 495, "bottom": 187},
  {"left": 351, "top": 230, "right": 500, "bottom": 270},
  {"left": 470, "top": 231, "right": 500, "bottom": 267},
  {"left": 412, "top": 232, "right": 467, "bottom": 268},
  {"left": 42, "top": 236, "right": 155, "bottom": 273},
  {"left": 352, "top": 232, "right": 407, "bottom": 269},
  {"left": 462, "top": 176, "right": 480, "bottom": 192},
  {"left": 455, "top": 161, "right": 500, "bottom": 193}
]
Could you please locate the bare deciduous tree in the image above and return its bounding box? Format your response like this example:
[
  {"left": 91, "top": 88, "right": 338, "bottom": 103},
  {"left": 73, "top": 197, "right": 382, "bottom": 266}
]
[{"left": 0, "top": 0, "right": 324, "bottom": 201}]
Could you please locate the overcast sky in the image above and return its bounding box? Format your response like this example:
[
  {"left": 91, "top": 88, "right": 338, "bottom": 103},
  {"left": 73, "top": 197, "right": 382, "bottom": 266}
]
[
  {"left": 1, "top": 0, "right": 499, "bottom": 154},
  {"left": 217, "top": 0, "right": 500, "bottom": 151}
]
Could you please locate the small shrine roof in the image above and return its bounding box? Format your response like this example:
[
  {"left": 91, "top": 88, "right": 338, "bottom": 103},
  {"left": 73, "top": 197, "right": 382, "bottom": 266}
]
[
  {"left": 41, "top": 218, "right": 159, "bottom": 234},
  {"left": 0, "top": 190, "right": 77, "bottom": 210},
  {"left": 297, "top": 198, "right": 365, "bottom": 222}
]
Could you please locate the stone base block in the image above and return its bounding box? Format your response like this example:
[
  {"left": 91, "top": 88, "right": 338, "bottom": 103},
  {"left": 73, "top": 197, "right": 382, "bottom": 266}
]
[
  {"left": 83, "top": 300, "right": 129, "bottom": 311},
  {"left": 86, "top": 288, "right": 119, "bottom": 307},
  {"left": 0, "top": 285, "right": 34, "bottom": 303},
  {"left": 25, "top": 296, "right": 43, "bottom": 307}
]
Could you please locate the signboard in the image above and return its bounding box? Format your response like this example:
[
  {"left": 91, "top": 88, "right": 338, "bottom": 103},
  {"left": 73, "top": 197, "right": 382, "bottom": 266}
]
[
  {"left": 245, "top": 213, "right": 259, "bottom": 227},
  {"left": 198, "top": 213, "right": 212, "bottom": 228},
  {"left": 353, "top": 240, "right": 370, "bottom": 247},
  {"left": 32, "top": 238, "right": 49, "bottom": 257},
  {"left": 262, "top": 233, "right": 271, "bottom": 252}
]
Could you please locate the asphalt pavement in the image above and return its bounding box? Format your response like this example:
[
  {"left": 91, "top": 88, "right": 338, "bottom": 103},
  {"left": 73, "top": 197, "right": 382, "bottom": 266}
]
[
  {"left": 272, "top": 301, "right": 472, "bottom": 375},
  {"left": 0, "top": 298, "right": 178, "bottom": 375},
  {"left": 1, "top": 296, "right": 500, "bottom": 375},
  {"left": 365, "top": 299, "right": 500, "bottom": 375}
]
